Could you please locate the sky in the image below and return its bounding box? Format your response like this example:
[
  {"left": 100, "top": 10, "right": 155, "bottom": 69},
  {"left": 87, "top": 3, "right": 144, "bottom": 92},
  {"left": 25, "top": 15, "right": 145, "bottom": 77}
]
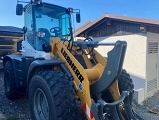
[{"left": 1, "top": 0, "right": 159, "bottom": 29}]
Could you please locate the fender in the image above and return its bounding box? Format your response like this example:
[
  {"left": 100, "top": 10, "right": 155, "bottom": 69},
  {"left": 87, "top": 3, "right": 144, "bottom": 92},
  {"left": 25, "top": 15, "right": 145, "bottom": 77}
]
[
  {"left": 3, "top": 54, "right": 23, "bottom": 87},
  {"left": 27, "top": 59, "right": 65, "bottom": 85},
  {"left": 3, "top": 54, "right": 22, "bottom": 66}
]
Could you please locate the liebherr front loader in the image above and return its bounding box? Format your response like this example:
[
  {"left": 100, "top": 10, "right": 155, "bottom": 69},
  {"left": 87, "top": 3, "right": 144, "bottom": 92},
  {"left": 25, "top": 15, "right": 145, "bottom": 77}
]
[{"left": 3, "top": 0, "right": 143, "bottom": 120}]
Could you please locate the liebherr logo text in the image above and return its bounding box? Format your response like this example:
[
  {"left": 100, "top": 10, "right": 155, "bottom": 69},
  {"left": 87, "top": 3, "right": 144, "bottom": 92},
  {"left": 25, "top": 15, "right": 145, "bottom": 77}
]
[{"left": 61, "top": 48, "right": 84, "bottom": 82}]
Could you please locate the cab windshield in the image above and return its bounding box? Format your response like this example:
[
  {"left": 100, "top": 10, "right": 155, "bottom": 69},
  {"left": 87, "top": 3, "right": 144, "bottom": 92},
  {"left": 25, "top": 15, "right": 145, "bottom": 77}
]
[{"left": 34, "top": 4, "right": 72, "bottom": 41}]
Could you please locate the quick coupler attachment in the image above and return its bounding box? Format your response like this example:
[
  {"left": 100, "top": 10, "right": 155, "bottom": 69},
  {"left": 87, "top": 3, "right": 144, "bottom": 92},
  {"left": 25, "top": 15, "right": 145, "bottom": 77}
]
[
  {"left": 98, "top": 91, "right": 129, "bottom": 120},
  {"left": 91, "top": 91, "right": 143, "bottom": 120},
  {"left": 122, "top": 91, "right": 144, "bottom": 120}
]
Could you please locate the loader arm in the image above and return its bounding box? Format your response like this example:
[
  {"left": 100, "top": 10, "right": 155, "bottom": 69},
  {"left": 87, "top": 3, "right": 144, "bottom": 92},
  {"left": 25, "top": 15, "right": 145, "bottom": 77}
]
[
  {"left": 50, "top": 38, "right": 95, "bottom": 119},
  {"left": 50, "top": 38, "right": 129, "bottom": 120}
]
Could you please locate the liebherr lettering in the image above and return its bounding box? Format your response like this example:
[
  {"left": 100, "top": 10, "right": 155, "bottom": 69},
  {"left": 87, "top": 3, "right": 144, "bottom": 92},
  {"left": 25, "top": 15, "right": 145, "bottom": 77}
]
[{"left": 61, "top": 48, "right": 84, "bottom": 82}]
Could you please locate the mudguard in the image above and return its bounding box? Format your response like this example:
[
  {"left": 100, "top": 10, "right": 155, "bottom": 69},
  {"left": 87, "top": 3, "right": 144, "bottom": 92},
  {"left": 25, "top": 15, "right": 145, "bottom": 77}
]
[
  {"left": 3, "top": 54, "right": 23, "bottom": 87},
  {"left": 27, "top": 59, "right": 65, "bottom": 85}
]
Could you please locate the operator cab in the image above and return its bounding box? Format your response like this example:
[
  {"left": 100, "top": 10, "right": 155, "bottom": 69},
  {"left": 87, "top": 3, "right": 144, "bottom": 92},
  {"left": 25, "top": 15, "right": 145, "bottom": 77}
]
[
  {"left": 16, "top": 1, "right": 80, "bottom": 58},
  {"left": 24, "top": 3, "right": 73, "bottom": 51}
]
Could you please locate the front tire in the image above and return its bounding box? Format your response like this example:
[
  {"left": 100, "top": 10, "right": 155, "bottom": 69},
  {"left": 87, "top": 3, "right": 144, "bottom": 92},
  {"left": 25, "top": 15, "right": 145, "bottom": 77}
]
[
  {"left": 102, "top": 69, "right": 134, "bottom": 102},
  {"left": 101, "top": 69, "right": 134, "bottom": 119},
  {"left": 118, "top": 69, "right": 134, "bottom": 97},
  {"left": 29, "top": 70, "right": 86, "bottom": 120}
]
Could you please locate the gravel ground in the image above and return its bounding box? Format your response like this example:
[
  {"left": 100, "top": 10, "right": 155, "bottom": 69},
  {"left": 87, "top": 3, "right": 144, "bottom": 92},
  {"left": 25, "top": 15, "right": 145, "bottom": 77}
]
[
  {"left": 133, "top": 94, "right": 159, "bottom": 120},
  {"left": 1, "top": 70, "right": 159, "bottom": 120},
  {"left": 0, "top": 71, "right": 30, "bottom": 120}
]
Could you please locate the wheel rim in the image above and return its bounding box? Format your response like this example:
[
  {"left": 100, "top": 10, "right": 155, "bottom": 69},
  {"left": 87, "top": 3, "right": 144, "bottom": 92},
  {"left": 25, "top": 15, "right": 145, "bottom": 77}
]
[
  {"left": 34, "top": 88, "right": 49, "bottom": 120},
  {"left": 4, "top": 70, "right": 11, "bottom": 93}
]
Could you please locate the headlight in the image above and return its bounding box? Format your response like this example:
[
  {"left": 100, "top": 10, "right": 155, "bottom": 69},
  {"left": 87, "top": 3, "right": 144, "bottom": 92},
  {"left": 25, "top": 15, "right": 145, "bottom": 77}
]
[
  {"left": 0, "top": 56, "right": 3, "bottom": 60},
  {"left": 36, "top": 31, "right": 45, "bottom": 38}
]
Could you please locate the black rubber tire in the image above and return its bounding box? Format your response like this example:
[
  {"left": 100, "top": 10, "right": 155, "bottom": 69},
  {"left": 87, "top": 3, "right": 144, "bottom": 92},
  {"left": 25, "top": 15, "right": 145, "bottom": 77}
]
[
  {"left": 0, "top": 70, "right": 4, "bottom": 81},
  {"left": 4, "top": 61, "right": 20, "bottom": 100},
  {"left": 29, "top": 70, "right": 87, "bottom": 120},
  {"left": 118, "top": 69, "right": 134, "bottom": 96},
  {"left": 102, "top": 69, "right": 134, "bottom": 102}
]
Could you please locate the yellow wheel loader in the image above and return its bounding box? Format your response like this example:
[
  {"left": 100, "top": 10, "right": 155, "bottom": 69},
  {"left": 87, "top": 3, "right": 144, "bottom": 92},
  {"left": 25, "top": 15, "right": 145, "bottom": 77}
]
[{"left": 3, "top": 0, "right": 143, "bottom": 120}]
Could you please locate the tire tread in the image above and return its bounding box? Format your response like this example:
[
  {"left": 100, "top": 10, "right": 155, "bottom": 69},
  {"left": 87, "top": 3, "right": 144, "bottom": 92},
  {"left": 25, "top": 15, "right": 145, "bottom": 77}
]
[{"left": 30, "top": 70, "right": 87, "bottom": 120}]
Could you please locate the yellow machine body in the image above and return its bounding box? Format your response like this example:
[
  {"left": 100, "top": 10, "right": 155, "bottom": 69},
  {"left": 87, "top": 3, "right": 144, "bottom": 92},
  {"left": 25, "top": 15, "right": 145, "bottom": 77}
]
[{"left": 50, "top": 38, "right": 121, "bottom": 119}]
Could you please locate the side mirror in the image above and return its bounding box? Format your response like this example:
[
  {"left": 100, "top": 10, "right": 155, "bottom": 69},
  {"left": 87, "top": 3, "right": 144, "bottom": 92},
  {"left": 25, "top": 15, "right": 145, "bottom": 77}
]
[
  {"left": 16, "top": 4, "right": 23, "bottom": 15},
  {"left": 22, "top": 26, "right": 27, "bottom": 34},
  {"left": 76, "top": 13, "right": 81, "bottom": 23}
]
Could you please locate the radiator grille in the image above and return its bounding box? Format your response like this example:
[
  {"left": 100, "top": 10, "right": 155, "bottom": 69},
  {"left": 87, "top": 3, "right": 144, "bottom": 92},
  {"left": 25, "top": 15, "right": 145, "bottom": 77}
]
[
  {"left": 148, "top": 42, "right": 158, "bottom": 54},
  {"left": 147, "top": 78, "right": 157, "bottom": 97}
]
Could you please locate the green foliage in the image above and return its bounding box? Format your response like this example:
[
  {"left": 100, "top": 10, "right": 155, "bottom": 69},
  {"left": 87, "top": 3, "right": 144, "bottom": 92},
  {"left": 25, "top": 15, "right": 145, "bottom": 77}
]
[{"left": 7, "top": 115, "right": 17, "bottom": 120}]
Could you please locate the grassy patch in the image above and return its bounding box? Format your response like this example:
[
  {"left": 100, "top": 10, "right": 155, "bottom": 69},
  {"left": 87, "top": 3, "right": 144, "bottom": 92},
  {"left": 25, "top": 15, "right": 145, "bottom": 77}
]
[{"left": 7, "top": 115, "right": 17, "bottom": 120}]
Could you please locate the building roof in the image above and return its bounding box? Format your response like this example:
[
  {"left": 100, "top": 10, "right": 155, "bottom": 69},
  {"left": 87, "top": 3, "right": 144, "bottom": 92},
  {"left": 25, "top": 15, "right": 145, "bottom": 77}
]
[
  {"left": 0, "top": 26, "right": 23, "bottom": 37},
  {"left": 0, "top": 26, "right": 23, "bottom": 33},
  {"left": 75, "top": 14, "right": 159, "bottom": 36}
]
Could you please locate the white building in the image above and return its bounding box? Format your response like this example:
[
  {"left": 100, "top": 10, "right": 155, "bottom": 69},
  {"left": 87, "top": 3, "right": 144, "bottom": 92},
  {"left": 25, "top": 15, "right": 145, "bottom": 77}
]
[{"left": 75, "top": 14, "right": 159, "bottom": 103}]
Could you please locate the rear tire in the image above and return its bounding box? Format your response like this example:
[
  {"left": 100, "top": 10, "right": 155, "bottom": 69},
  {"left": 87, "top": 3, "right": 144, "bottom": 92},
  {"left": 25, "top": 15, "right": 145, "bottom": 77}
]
[
  {"left": 4, "top": 61, "right": 20, "bottom": 100},
  {"left": 29, "top": 70, "right": 87, "bottom": 120}
]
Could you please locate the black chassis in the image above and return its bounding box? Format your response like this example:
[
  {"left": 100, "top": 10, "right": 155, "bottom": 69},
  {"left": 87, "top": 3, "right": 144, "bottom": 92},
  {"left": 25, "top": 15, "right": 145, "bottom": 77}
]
[{"left": 3, "top": 54, "right": 65, "bottom": 90}]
